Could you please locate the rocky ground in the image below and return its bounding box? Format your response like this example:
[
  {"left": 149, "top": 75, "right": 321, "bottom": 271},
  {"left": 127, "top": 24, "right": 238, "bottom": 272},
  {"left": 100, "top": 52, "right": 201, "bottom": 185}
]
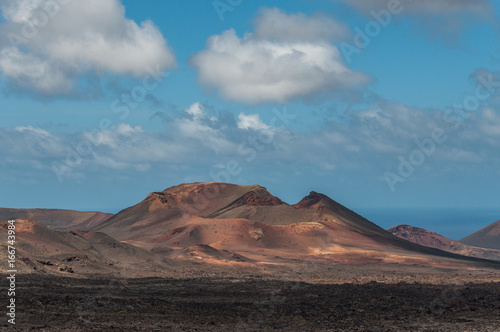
[{"left": 2, "top": 272, "right": 500, "bottom": 331}]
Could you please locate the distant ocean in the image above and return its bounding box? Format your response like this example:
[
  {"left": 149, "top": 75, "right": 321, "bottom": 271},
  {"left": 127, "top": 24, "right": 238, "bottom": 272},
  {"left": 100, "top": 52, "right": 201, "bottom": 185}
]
[{"left": 357, "top": 208, "right": 500, "bottom": 241}]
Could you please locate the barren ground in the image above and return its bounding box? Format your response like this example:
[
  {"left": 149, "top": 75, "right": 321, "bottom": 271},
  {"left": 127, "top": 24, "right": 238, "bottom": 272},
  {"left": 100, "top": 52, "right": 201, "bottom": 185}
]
[{"left": 3, "top": 268, "right": 500, "bottom": 331}]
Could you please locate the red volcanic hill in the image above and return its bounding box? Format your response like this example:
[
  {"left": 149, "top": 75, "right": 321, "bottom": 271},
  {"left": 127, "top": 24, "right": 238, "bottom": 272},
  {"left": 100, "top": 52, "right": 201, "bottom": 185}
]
[
  {"left": 0, "top": 219, "right": 171, "bottom": 275},
  {"left": 92, "top": 182, "right": 499, "bottom": 268},
  {"left": 0, "top": 208, "right": 112, "bottom": 231},
  {"left": 460, "top": 220, "right": 500, "bottom": 250},
  {"left": 388, "top": 225, "right": 500, "bottom": 262}
]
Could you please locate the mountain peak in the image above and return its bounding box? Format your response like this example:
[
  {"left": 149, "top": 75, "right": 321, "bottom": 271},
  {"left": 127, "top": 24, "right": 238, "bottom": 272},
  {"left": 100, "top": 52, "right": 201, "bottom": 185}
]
[
  {"left": 293, "top": 191, "right": 331, "bottom": 209},
  {"left": 204, "top": 184, "right": 286, "bottom": 218},
  {"left": 238, "top": 186, "right": 285, "bottom": 207},
  {"left": 160, "top": 182, "right": 285, "bottom": 210},
  {"left": 388, "top": 224, "right": 426, "bottom": 233},
  {"left": 388, "top": 224, "right": 442, "bottom": 239},
  {"left": 460, "top": 219, "right": 500, "bottom": 250}
]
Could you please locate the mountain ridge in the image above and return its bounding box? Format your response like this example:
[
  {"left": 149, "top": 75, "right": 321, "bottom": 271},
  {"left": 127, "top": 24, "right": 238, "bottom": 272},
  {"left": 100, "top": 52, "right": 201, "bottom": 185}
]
[
  {"left": 0, "top": 218, "right": 171, "bottom": 275},
  {"left": 91, "top": 182, "right": 500, "bottom": 269},
  {"left": 389, "top": 224, "right": 500, "bottom": 261},
  {"left": 0, "top": 208, "right": 113, "bottom": 231}
]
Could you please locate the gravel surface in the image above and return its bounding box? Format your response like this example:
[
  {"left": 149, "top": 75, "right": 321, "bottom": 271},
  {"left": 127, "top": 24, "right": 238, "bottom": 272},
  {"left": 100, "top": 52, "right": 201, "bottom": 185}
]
[{"left": 2, "top": 274, "right": 500, "bottom": 331}]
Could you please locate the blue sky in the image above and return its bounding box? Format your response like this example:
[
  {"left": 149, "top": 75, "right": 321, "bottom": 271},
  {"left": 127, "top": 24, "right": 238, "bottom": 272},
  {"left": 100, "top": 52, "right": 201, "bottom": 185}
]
[{"left": 1, "top": 0, "right": 500, "bottom": 227}]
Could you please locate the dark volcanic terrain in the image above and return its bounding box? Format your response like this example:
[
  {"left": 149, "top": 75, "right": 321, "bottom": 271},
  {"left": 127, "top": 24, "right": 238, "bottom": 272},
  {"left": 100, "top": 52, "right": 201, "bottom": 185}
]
[{"left": 2, "top": 274, "right": 500, "bottom": 331}]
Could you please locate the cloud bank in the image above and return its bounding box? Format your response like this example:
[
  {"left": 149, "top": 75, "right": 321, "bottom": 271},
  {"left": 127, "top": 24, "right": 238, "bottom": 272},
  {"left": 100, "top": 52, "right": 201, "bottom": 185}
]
[
  {"left": 338, "top": 0, "right": 492, "bottom": 16},
  {"left": 3, "top": 100, "right": 500, "bottom": 184},
  {"left": 337, "top": 0, "right": 493, "bottom": 39}
]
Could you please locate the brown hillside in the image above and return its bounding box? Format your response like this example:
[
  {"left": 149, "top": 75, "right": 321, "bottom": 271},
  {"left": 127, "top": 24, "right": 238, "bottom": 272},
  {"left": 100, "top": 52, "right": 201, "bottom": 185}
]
[
  {"left": 460, "top": 220, "right": 500, "bottom": 250},
  {"left": 0, "top": 208, "right": 113, "bottom": 231},
  {"left": 92, "top": 182, "right": 500, "bottom": 270},
  {"left": 389, "top": 224, "right": 500, "bottom": 261}
]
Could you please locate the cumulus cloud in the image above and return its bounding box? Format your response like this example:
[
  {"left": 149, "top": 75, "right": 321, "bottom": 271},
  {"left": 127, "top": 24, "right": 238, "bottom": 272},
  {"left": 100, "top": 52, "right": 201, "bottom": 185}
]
[
  {"left": 237, "top": 113, "right": 270, "bottom": 131},
  {"left": 175, "top": 103, "right": 235, "bottom": 154},
  {"left": 0, "top": 47, "right": 73, "bottom": 94},
  {"left": 185, "top": 102, "right": 206, "bottom": 121},
  {"left": 191, "top": 7, "right": 368, "bottom": 104},
  {"left": 0, "top": 0, "right": 176, "bottom": 96}
]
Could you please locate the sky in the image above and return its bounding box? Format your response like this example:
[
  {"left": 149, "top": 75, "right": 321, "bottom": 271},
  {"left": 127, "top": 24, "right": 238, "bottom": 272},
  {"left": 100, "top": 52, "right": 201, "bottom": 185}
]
[{"left": 1, "top": 0, "right": 500, "bottom": 227}]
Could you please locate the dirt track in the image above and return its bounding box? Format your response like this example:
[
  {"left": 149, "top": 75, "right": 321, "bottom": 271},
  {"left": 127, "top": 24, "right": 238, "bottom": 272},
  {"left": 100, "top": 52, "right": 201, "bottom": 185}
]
[{"left": 3, "top": 274, "right": 500, "bottom": 331}]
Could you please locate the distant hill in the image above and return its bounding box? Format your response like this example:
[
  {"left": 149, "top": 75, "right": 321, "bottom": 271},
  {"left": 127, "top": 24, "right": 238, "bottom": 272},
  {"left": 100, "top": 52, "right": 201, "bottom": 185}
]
[
  {"left": 0, "top": 219, "right": 171, "bottom": 276},
  {"left": 388, "top": 224, "right": 500, "bottom": 261},
  {"left": 0, "top": 208, "right": 113, "bottom": 231},
  {"left": 460, "top": 220, "right": 500, "bottom": 250}
]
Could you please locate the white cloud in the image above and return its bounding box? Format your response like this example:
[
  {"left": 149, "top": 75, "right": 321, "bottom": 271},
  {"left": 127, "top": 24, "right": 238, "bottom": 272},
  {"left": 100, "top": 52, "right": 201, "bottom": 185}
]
[
  {"left": 0, "top": 104, "right": 238, "bottom": 178},
  {"left": 0, "top": 0, "right": 46, "bottom": 23},
  {"left": 0, "top": 125, "right": 66, "bottom": 163},
  {"left": 0, "top": 46, "right": 72, "bottom": 94},
  {"left": 237, "top": 113, "right": 270, "bottom": 131},
  {"left": 80, "top": 123, "right": 189, "bottom": 171},
  {"left": 0, "top": 0, "right": 176, "bottom": 96},
  {"left": 480, "top": 108, "right": 500, "bottom": 137},
  {"left": 338, "top": 0, "right": 492, "bottom": 16},
  {"left": 86, "top": 123, "right": 144, "bottom": 150},
  {"left": 176, "top": 118, "right": 234, "bottom": 154},
  {"left": 176, "top": 103, "right": 235, "bottom": 154},
  {"left": 337, "top": 0, "right": 493, "bottom": 39},
  {"left": 185, "top": 102, "right": 206, "bottom": 121},
  {"left": 5, "top": 98, "right": 500, "bottom": 183},
  {"left": 191, "top": 8, "right": 368, "bottom": 104},
  {"left": 254, "top": 7, "right": 349, "bottom": 42},
  {"left": 15, "top": 125, "right": 53, "bottom": 137},
  {"left": 254, "top": 100, "right": 500, "bottom": 171}
]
